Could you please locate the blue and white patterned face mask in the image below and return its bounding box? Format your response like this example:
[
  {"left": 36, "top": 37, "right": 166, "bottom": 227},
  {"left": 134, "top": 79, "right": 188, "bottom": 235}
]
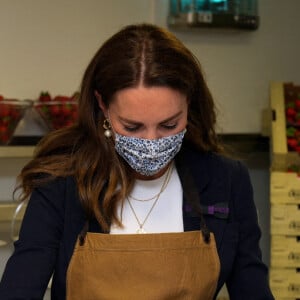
[{"left": 114, "top": 129, "right": 186, "bottom": 176}]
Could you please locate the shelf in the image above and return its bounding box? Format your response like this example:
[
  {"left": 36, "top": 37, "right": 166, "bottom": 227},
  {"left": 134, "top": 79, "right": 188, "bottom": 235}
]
[
  {"left": 0, "top": 134, "right": 270, "bottom": 159},
  {"left": 0, "top": 136, "right": 39, "bottom": 158},
  {"left": 0, "top": 146, "right": 35, "bottom": 158}
]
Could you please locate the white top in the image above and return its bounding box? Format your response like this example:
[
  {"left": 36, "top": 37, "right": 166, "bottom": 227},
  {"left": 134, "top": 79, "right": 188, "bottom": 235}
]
[{"left": 110, "top": 164, "right": 184, "bottom": 234}]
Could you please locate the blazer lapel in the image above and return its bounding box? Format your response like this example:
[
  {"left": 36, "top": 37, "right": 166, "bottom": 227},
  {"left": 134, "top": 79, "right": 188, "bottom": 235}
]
[
  {"left": 175, "top": 146, "right": 230, "bottom": 249},
  {"left": 175, "top": 147, "right": 212, "bottom": 232}
]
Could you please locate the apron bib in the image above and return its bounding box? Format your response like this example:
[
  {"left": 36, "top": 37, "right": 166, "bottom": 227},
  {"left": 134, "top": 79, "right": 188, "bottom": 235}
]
[{"left": 66, "top": 230, "right": 220, "bottom": 300}]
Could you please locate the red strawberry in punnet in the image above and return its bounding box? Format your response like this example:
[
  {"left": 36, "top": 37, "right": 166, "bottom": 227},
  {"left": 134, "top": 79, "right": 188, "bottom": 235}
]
[
  {"left": 0, "top": 99, "right": 32, "bottom": 144},
  {"left": 286, "top": 107, "right": 297, "bottom": 118},
  {"left": 53, "top": 95, "right": 70, "bottom": 102},
  {"left": 34, "top": 91, "right": 78, "bottom": 130},
  {"left": 295, "top": 99, "right": 300, "bottom": 110},
  {"left": 39, "top": 91, "right": 52, "bottom": 102},
  {"left": 287, "top": 138, "right": 298, "bottom": 150}
]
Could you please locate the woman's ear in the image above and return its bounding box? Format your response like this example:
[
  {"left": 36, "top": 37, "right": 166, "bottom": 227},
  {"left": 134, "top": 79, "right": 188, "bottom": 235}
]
[{"left": 94, "top": 90, "right": 108, "bottom": 117}]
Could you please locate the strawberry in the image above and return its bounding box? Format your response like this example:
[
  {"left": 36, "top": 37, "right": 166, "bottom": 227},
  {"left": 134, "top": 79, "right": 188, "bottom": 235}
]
[
  {"left": 0, "top": 124, "right": 7, "bottom": 134},
  {"left": 286, "top": 107, "right": 297, "bottom": 118},
  {"left": 71, "top": 110, "right": 78, "bottom": 120},
  {"left": 287, "top": 138, "right": 298, "bottom": 150},
  {"left": 286, "top": 116, "right": 295, "bottom": 124},
  {"left": 0, "top": 104, "right": 11, "bottom": 118},
  {"left": 0, "top": 101, "right": 25, "bottom": 144},
  {"left": 0, "top": 124, "right": 9, "bottom": 143},
  {"left": 53, "top": 95, "right": 70, "bottom": 102},
  {"left": 64, "top": 120, "right": 74, "bottom": 127},
  {"left": 39, "top": 91, "right": 52, "bottom": 102},
  {"left": 61, "top": 103, "right": 73, "bottom": 116},
  {"left": 35, "top": 92, "right": 78, "bottom": 130},
  {"left": 0, "top": 95, "right": 4, "bottom": 101},
  {"left": 50, "top": 104, "right": 61, "bottom": 116},
  {"left": 295, "top": 99, "right": 300, "bottom": 110}
]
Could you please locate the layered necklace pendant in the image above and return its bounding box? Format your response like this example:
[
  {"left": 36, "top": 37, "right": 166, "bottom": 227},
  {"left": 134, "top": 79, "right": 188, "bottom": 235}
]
[
  {"left": 127, "top": 164, "right": 173, "bottom": 235},
  {"left": 136, "top": 227, "right": 147, "bottom": 234}
]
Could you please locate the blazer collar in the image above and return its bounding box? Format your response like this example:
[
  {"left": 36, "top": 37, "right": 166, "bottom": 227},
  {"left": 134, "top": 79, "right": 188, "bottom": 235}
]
[
  {"left": 175, "top": 145, "right": 229, "bottom": 221},
  {"left": 175, "top": 144, "right": 213, "bottom": 193}
]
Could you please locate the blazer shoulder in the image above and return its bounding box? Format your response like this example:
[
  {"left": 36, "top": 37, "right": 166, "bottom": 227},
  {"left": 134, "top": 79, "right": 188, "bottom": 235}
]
[
  {"left": 28, "top": 175, "right": 78, "bottom": 212},
  {"left": 180, "top": 143, "right": 248, "bottom": 177},
  {"left": 212, "top": 152, "right": 249, "bottom": 175}
]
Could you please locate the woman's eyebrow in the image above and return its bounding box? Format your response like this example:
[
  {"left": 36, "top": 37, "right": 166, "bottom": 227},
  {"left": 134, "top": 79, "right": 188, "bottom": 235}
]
[
  {"left": 118, "top": 111, "right": 183, "bottom": 125},
  {"left": 118, "top": 117, "right": 142, "bottom": 125},
  {"left": 159, "top": 111, "right": 182, "bottom": 123}
]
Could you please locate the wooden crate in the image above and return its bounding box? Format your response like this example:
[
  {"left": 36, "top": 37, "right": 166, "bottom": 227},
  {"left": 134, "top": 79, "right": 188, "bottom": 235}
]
[
  {"left": 270, "top": 268, "right": 300, "bottom": 298},
  {"left": 275, "top": 298, "right": 300, "bottom": 300},
  {"left": 270, "top": 82, "right": 288, "bottom": 155},
  {"left": 271, "top": 204, "right": 300, "bottom": 235},
  {"left": 271, "top": 171, "right": 300, "bottom": 204},
  {"left": 271, "top": 235, "right": 300, "bottom": 267},
  {"left": 270, "top": 82, "right": 300, "bottom": 164}
]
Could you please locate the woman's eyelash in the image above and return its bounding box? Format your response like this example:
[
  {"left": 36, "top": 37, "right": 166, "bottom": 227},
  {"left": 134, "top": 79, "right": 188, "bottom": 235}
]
[
  {"left": 123, "top": 123, "right": 177, "bottom": 132},
  {"left": 161, "top": 124, "right": 177, "bottom": 129},
  {"left": 124, "top": 125, "right": 140, "bottom": 132}
]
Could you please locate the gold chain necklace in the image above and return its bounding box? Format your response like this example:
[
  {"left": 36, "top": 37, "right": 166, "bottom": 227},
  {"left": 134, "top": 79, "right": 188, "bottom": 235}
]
[
  {"left": 127, "top": 164, "right": 173, "bottom": 234},
  {"left": 128, "top": 165, "right": 172, "bottom": 202}
]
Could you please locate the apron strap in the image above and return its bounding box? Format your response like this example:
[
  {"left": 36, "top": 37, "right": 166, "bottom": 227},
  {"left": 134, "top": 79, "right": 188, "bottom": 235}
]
[
  {"left": 200, "top": 216, "right": 211, "bottom": 243},
  {"left": 175, "top": 155, "right": 211, "bottom": 244},
  {"left": 79, "top": 220, "right": 89, "bottom": 246}
]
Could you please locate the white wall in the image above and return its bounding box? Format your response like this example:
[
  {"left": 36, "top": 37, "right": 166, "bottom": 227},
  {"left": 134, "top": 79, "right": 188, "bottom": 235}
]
[
  {"left": 0, "top": 0, "right": 153, "bottom": 98},
  {"left": 0, "top": 0, "right": 300, "bottom": 134},
  {"left": 153, "top": 0, "right": 300, "bottom": 133}
]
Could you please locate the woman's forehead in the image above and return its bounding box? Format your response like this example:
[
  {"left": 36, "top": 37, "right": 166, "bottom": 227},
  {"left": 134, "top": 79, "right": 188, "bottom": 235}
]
[{"left": 109, "top": 86, "right": 187, "bottom": 120}]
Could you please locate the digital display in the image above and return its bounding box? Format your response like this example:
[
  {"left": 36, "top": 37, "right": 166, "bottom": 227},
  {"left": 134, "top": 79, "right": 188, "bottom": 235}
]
[
  {"left": 170, "top": 0, "right": 258, "bottom": 15},
  {"left": 168, "top": 0, "right": 259, "bottom": 30}
]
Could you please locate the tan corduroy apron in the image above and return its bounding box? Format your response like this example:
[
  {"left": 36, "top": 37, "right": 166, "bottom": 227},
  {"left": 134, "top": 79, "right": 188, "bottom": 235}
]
[{"left": 66, "top": 230, "right": 220, "bottom": 300}]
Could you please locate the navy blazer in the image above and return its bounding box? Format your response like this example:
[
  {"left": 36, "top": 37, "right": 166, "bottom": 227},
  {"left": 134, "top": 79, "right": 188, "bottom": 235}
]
[{"left": 0, "top": 144, "right": 274, "bottom": 299}]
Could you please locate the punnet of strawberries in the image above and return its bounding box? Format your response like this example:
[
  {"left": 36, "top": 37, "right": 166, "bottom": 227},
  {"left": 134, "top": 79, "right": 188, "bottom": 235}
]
[
  {"left": 0, "top": 96, "right": 33, "bottom": 145},
  {"left": 34, "top": 91, "right": 79, "bottom": 130},
  {"left": 284, "top": 83, "right": 300, "bottom": 153}
]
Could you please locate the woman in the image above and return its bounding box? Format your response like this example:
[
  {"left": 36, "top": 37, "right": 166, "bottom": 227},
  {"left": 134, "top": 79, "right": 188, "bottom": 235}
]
[{"left": 0, "top": 23, "right": 274, "bottom": 299}]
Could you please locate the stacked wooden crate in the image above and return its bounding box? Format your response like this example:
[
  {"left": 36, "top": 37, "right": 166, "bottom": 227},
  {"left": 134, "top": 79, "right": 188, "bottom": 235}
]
[{"left": 269, "top": 82, "right": 300, "bottom": 299}]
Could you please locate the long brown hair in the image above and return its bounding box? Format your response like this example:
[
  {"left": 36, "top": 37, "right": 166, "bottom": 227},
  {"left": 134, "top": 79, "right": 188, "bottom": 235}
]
[{"left": 18, "top": 23, "right": 222, "bottom": 231}]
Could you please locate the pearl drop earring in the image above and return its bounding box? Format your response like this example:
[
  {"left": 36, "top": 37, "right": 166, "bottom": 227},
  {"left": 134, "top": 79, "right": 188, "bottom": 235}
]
[{"left": 103, "top": 119, "right": 112, "bottom": 138}]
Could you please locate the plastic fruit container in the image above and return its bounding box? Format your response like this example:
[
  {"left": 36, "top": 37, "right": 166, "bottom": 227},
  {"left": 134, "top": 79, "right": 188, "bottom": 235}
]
[
  {"left": 0, "top": 99, "right": 33, "bottom": 145},
  {"left": 34, "top": 101, "right": 78, "bottom": 130}
]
